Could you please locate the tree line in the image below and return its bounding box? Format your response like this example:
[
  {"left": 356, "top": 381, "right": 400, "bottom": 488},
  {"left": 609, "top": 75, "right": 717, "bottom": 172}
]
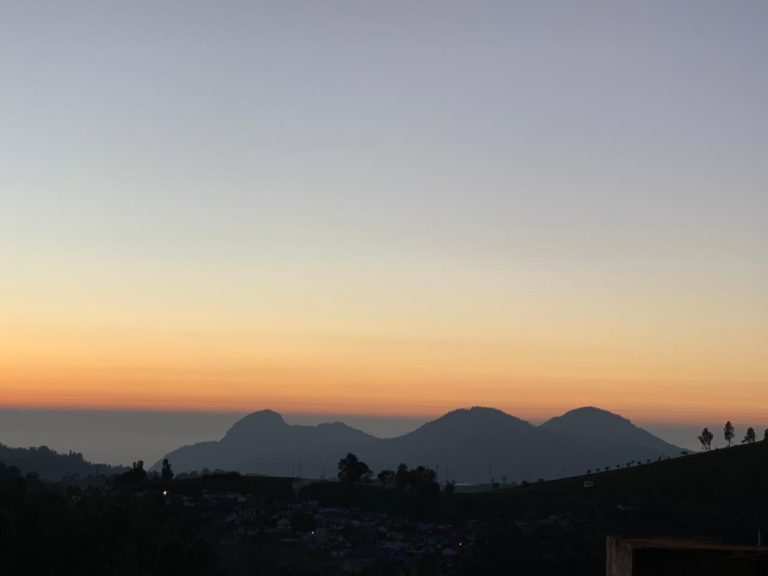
[
  {"left": 698, "top": 421, "right": 764, "bottom": 451},
  {"left": 336, "top": 453, "right": 447, "bottom": 494}
]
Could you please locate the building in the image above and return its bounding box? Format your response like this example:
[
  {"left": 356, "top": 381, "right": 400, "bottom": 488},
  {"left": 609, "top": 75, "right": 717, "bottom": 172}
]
[{"left": 606, "top": 536, "right": 768, "bottom": 576}]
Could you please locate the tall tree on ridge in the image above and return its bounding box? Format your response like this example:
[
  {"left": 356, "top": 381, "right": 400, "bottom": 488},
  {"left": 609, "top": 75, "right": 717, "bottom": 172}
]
[
  {"left": 724, "top": 421, "right": 735, "bottom": 447},
  {"left": 698, "top": 427, "right": 713, "bottom": 451},
  {"left": 742, "top": 427, "right": 756, "bottom": 444}
]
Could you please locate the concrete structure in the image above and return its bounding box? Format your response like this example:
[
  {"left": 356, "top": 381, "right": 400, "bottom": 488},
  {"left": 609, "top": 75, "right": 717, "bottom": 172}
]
[{"left": 607, "top": 536, "right": 768, "bottom": 576}]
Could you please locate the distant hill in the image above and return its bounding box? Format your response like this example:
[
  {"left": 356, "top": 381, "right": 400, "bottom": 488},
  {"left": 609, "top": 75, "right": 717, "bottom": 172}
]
[
  {"left": 159, "top": 410, "right": 378, "bottom": 477},
  {"left": 0, "top": 443, "right": 124, "bottom": 481},
  {"left": 540, "top": 406, "right": 681, "bottom": 466},
  {"left": 156, "top": 406, "right": 683, "bottom": 482}
]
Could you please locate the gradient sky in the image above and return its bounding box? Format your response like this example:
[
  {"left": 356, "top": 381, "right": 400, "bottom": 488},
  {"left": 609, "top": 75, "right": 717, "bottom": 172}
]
[{"left": 2, "top": 1, "right": 767, "bottom": 429}]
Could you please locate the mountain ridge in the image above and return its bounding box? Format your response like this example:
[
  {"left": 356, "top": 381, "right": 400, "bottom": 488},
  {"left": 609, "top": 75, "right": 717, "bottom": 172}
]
[
  {"left": 155, "top": 405, "right": 682, "bottom": 482},
  {"left": 0, "top": 443, "right": 125, "bottom": 481}
]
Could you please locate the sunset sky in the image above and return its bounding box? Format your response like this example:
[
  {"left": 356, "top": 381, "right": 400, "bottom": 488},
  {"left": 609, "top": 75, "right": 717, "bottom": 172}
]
[{"left": 2, "top": 1, "right": 767, "bottom": 429}]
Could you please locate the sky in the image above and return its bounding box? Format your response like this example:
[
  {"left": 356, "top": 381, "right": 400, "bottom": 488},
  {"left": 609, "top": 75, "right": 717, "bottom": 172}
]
[{"left": 1, "top": 1, "right": 767, "bottom": 454}]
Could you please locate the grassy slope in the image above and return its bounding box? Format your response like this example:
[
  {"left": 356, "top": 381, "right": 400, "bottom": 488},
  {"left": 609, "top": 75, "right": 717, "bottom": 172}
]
[{"left": 482, "top": 440, "right": 768, "bottom": 541}]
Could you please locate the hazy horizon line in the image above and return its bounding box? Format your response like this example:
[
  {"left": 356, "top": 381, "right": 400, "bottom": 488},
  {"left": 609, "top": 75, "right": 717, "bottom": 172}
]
[
  {"left": 1, "top": 404, "right": 763, "bottom": 427},
  {"left": 2, "top": 407, "right": 762, "bottom": 467}
]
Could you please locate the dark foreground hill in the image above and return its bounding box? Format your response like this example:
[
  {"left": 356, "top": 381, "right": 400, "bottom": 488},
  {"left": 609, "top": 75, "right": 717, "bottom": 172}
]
[
  {"left": 485, "top": 437, "right": 768, "bottom": 534},
  {"left": 0, "top": 443, "right": 123, "bottom": 481},
  {"left": 156, "top": 406, "right": 681, "bottom": 482},
  {"left": 1, "top": 436, "right": 766, "bottom": 576},
  {"left": 299, "top": 438, "right": 768, "bottom": 574},
  {"left": 466, "top": 439, "right": 768, "bottom": 574}
]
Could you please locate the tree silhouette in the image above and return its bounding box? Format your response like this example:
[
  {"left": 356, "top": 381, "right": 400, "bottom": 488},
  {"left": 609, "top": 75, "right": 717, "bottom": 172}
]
[
  {"left": 698, "top": 427, "right": 713, "bottom": 451},
  {"left": 395, "top": 463, "right": 409, "bottom": 490},
  {"left": 742, "top": 427, "right": 756, "bottom": 444},
  {"left": 764, "top": 429, "right": 768, "bottom": 442},
  {"left": 337, "top": 453, "right": 371, "bottom": 485},
  {"left": 724, "top": 421, "right": 735, "bottom": 447},
  {"left": 161, "top": 458, "right": 174, "bottom": 482},
  {"left": 118, "top": 460, "right": 148, "bottom": 486},
  {"left": 410, "top": 465, "right": 438, "bottom": 494},
  {"left": 377, "top": 469, "right": 395, "bottom": 487},
  {"left": 388, "top": 463, "right": 440, "bottom": 495}
]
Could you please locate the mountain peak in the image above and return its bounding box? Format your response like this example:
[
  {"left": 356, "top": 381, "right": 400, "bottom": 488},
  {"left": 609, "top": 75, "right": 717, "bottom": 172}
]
[
  {"left": 539, "top": 406, "right": 678, "bottom": 454},
  {"left": 222, "top": 410, "right": 287, "bottom": 443},
  {"left": 434, "top": 406, "right": 522, "bottom": 424},
  {"left": 445, "top": 406, "right": 508, "bottom": 418},
  {"left": 557, "top": 406, "right": 627, "bottom": 421},
  {"left": 540, "top": 407, "right": 633, "bottom": 432},
  {"left": 244, "top": 409, "right": 286, "bottom": 423},
  {"left": 408, "top": 406, "right": 533, "bottom": 439}
]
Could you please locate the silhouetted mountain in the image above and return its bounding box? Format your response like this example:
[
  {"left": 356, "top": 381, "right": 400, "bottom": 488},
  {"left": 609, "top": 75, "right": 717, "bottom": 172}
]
[
  {"left": 159, "top": 410, "right": 378, "bottom": 477},
  {"left": 0, "top": 443, "right": 124, "bottom": 481},
  {"left": 369, "top": 407, "right": 553, "bottom": 483},
  {"left": 156, "top": 406, "right": 682, "bottom": 482},
  {"left": 541, "top": 406, "right": 679, "bottom": 454},
  {"left": 536, "top": 406, "right": 683, "bottom": 477}
]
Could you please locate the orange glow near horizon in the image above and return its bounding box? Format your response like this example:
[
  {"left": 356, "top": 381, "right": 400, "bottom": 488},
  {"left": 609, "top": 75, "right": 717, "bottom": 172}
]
[
  {"left": 2, "top": 0, "right": 768, "bottom": 441},
  {"left": 3, "top": 220, "right": 766, "bottom": 428},
  {"left": 0, "top": 332, "right": 768, "bottom": 424}
]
